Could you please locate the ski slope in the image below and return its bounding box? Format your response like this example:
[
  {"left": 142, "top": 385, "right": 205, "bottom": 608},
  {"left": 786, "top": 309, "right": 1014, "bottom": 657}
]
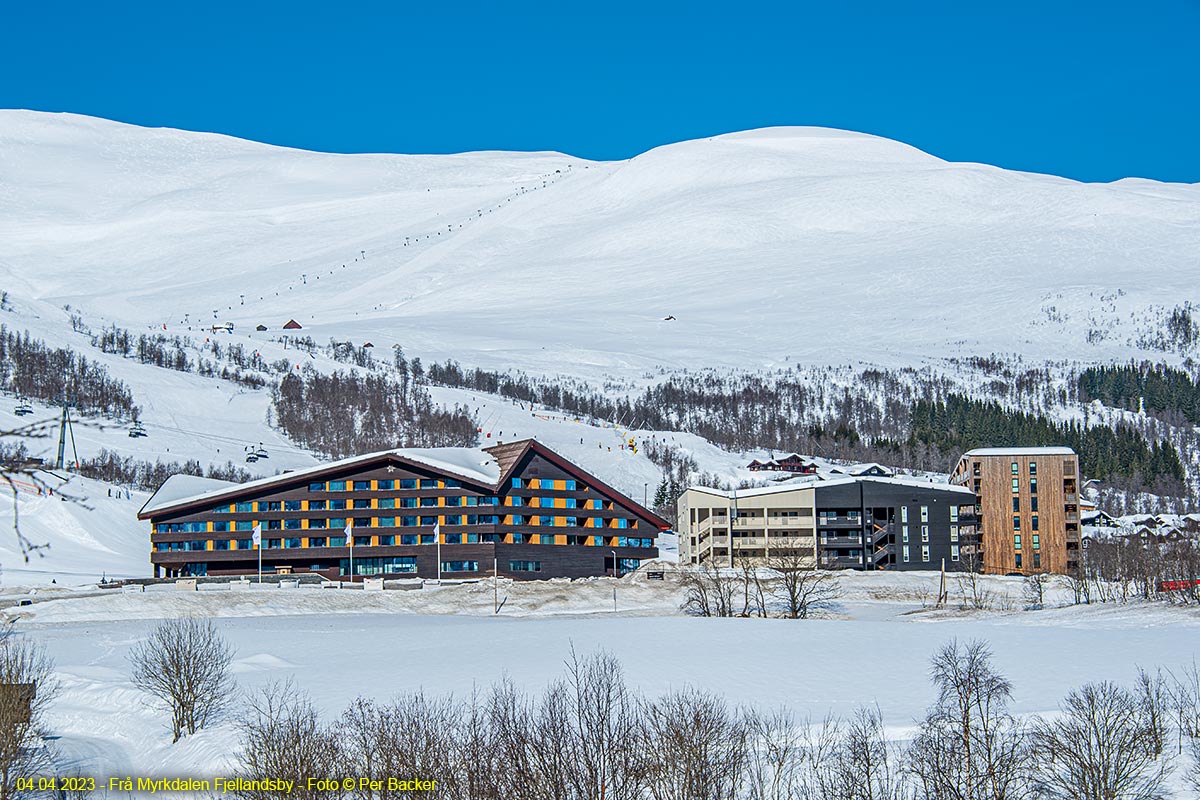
[{"left": 2, "top": 110, "right": 1198, "bottom": 378}]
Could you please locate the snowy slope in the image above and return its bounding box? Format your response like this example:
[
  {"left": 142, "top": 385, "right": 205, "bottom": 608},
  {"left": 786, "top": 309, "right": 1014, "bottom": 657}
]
[{"left": 2, "top": 111, "right": 1198, "bottom": 378}]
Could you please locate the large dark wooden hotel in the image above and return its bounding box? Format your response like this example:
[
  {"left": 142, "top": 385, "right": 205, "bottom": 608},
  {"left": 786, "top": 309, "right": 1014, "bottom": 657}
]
[{"left": 138, "top": 439, "right": 666, "bottom": 580}]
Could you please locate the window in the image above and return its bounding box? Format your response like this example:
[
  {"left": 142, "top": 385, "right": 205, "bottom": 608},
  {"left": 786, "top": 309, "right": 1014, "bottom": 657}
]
[
  {"left": 443, "top": 532, "right": 462, "bottom": 544},
  {"left": 309, "top": 518, "right": 328, "bottom": 529},
  {"left": 920, "top": 506, "right": 929, "bottom": 522},
  {"left": 511, "top": 496, "right": 525, "bottom": 507},
  {"left": 420, "top": 497, "right": 437, "bottom": 507},
  {"left": 1013, "top": 516, "right": 1021, "bottom": 530},
  {"left": 353, "top": 499, "right": 371, "bottom": 509},
  {"left": 921, "top": 525, "right": 929, "bottom": 542},
  {"left": 1029, "top": 461, "right": 1037, "bottom": 476},
  {"left": 378, "top": 498, "right": 395, "bottom": 509},
  {"left": 267, "top": 538, "right": 282, "bottom": 549},
  {"left": 284, "top": 499, "right": 302, "bottom": 511},
  {"left": 565, "top": 479, "right": 577, "bottom": 490},
  {"left": 377, "top": 479, "right": 394, "bottom": 490},
  {"left": 236, "top": 502, "right": 253, "bottom": 513},
  {"left": 237, "top": 539, "right": 252, "bottom": 550},
  {"left": 951, "top": 545, "right": 960, "bottom": 562},
  {"left": 236, "top": 520, "right": 254, "bottom": 531},
  {"left": 213, "top": 520, "right": 229, "bottom": 532},
  {"left": 1031, "top": 496, "right": 1039, "bottom": 513},
  {"left": 1030, "top": 478, "right": 1038, "bottom": 495},
  {"left": 353, "top": 536, "right": 370, "bottom": 547},
  {"left": 265, "top": 501, "right": 281, "bottom": 512},
  {"left": 902, "top": 526, "right": 909, "bottom": 543},
  {"left": 419, "top": 479, "right": 438, "bottom": 489},
  {"left": 511, "top": 478, "right": 522, "bottom": 488},
  {"left": 1012, "top": 497, "right": 1020, "bottom": 512},
  {"left": 540, "top": 515, "right": 554, "bottom": 526},
  {"left": 354, "top": 517, "right": 371, "bottom": 529},
  {"left": 901, "top": 506, "right": 909, "bottom": 523},
  {"left": 308, "top": 483, "right": 325, "bottom": 492},
  {"left": 949, "top": 506, "right": 958, "bottom": 522},
  {"left": 564, "top": 517, "right": 579, "bottom": 527},
  {"left": 1031, "top": 516, "right": 1039, "bottom": 531},
  {"left": 1011, "top": 461, "right": 1019, "bottom": 474},
  {"left": 444, "top": 479, "right": 461, "bottom": 488},
  {"left": 441, "top": 561, "right": 478, "bottom": 573},
  {"left": 592, "top": 518, "right": 604, "bottom": 528},
  {"left": 378, "top": 517, "right": 396, "bottom": 527},
  {"left": 617, "top": 518, "right": 630, "bottom": 529},
  {"left": 400, "top": 534, "right": 418, "bottom": 545},
  {"left": 284, "top": 538, "right": 302, "bottom": 549},
  {"left": 328, "top": 518, "right": 346, "bottom": 529},
  {"left": 950, "top": 525, "right": 959, "bottom": 542},
  {"left": 378, "top": 535, "right": 395, "bottom": 546},
  {"left": 903, "top": 546, "right": 910, "bottom": 563},
  {"left": 399, "top": 479, "right": 417, "bottom": 490},
  {"left": 401, "top": 516, "right": 417, "bottom": 527},
  {"left": 284, "top": 519, "right": 302, "bottom": 530},
  {"left": 309, "top": 500, "right": 327, "bottom": 511},
  {"left": 510, "top": 560, "right": 541, "bottom": 572},
  {"left": 328, "top": 481, "right": 347, "bottom": 491},
  {"left": 419, "top": 534, "right": 436, "bottom": 544},
  {"left": 479, "top": 514, "right": 500, "bottom": 525},
  {"left": 922, "top": 545, "right": 930, "bottom": 562},
  {"left": 212, "top": 504, "right": 231, "bottom": 514},
  {"left": 1033, "top": 553, "right": 1041, "bottom": 569},
  {"left": 1032, "top": 534, "right": 1040, "bottom": 549},
  {"left": 214, "top": 539, "right": 229, "bottom": 551},
  {"left": 353, "top": 480, "right": 370, "bottom": 491},
  {"left": 1015, "top": 553, "right": 1023, "bottom": 569},
  {"left": 1014, "top": 534, "right": 1022, "bottom": 549},
  {"left": 540, "top": 533, "right": 557, "bottom": 544},
  {"left": 330, "top": 499, "right": 347, "bottom": 510},
  {"left": 310, "top": 537, "right": 327, "bottom": 548},
  {"left": 445, "top": 496, "right": 462, "bottom": 507},
  {"left": 420, "top": 516, "right": 437, "bottom": 526},
  {"left": 1012, "top": 478, "right": 1019, "bottom": 493},
  {"left": 400, "top": 498, "right": 418, "bottom": 508}
]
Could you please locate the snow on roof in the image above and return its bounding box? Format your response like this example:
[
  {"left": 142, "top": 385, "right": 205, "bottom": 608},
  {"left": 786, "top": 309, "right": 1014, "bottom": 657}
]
[
  {"left": 689, "top": 475, "right": 975, "bottom": 499},
  {"left": 139, "top": 474, "right": 239, "bottom": 516},
  {"left": 141, "top": 445, "right": 503, "bottom": 517},
  {"left": 964, "top": 446, "right": 1077, "bottom": 456}
]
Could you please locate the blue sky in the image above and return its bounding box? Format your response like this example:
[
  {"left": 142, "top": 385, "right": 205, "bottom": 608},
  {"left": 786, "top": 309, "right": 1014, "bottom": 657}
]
[{"left": 3, "top": 1, "right": 1197, "bottom": 182}]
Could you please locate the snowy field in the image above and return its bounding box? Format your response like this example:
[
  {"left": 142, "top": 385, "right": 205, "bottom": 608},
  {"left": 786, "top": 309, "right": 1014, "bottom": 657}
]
[{"left": 4, "top": 572, "right": 1198, "bottom": 790}]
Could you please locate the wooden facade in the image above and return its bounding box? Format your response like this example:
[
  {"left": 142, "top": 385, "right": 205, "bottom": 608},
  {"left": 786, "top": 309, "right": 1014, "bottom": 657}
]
[
  {"left": 138, "top": 440, "right": 666, "bottom": 581},
  {"left": 951, "top": 448, "right": 1080, "bottom": 575}
]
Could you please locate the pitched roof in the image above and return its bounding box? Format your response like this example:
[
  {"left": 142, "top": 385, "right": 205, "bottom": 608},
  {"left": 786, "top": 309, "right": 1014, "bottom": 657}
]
[
  {"left": 139, "top": 438, "right": 670, "bottom": 529},
  {"left": 964, "top": 446, "right": 1077, "bottom": 456}
]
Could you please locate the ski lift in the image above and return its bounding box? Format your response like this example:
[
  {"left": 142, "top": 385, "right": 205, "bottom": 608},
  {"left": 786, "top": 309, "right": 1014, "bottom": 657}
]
[
  {"left": 245, "top": 453, "right": 259, "bottom": 463},
  {"left": 128, "top": 422, "right": 147, "bottom": 438},
  {"left": 255, "top": 445, "right": 269, "bottom": 458},
  {"left": 14, "top": 402, "right": 33, "bottom": 416}
]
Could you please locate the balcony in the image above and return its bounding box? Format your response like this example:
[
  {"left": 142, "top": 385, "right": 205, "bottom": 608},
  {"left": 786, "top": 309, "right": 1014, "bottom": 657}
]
[
  {"left": 732, "top": 537, "right": 767, "bottom": 548},
  {"left": 818, "top": 517, "right": 864, "bottom": 529},
  {"left": 820, "top": 534, "right": 864, "bottom": 548},
  {"left": 767, "top": 516, "right": 814, "bottom": 527}
]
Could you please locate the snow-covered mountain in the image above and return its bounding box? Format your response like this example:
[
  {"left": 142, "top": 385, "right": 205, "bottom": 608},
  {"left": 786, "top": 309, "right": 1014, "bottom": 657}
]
[
  {"left": 3, "top": 110, "right": 1198, "bottom": 377},
  {"left": 1, "top": 110, "right": 1198, "bottom": 584}
]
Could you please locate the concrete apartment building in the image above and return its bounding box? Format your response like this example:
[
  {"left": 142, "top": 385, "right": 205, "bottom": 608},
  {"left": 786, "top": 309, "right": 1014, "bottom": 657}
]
[
  {"left": 677, "top": 476, "right": 977, "bottom": 570},
  {"left": 950, "top": 446, "right": 1081, "bottom": 575}
]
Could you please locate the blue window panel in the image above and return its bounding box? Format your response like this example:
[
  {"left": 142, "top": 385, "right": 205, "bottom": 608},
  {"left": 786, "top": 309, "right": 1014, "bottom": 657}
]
[
  {"left": 235, "top": 502, "right": 253, "bottom": 513},
  {"left": 284, "top": 538, "right": 302, "bottom": 549},
  {"left": 400, "top": 534, "right": 418, "bottom": 545},
  {"left": 353, "top": 481, "right": 370, "bottom": 491},
  {"left": 540, "top": 516, "right": 554, "bottom": 526},
  {"left": 308, "top": 500, "right": 327, "bottom": 510},
  {"left": 309, "top": 519, "right": 328, "bottom": 529},
  {"left": 235, "top": 520, "right": 254, "bottom": 531},
  {"left": 401, "top": 516, "right": 417, "bottom": 527},
  {"left": 284, "top": 500, "right": 302, "bottom": 511},
  {"left": 399, "top": 479, "right": 417, "bottom": 490},
  {"left": 419, "top": 479, "right": 438, "bottom": 489},
  {"left": 328, "top": 481, "right": 347, "bottom": 491},
  {"left": 377, "top": 479, "right": 394, "bottom": 490},
  {"left": 284, "top": 519, "right": 302, "bottom": 530},
  {"left": 444, "top": 479, "right": 461, "bottom": 488},
  {"left": 308, "top": 483, "right": 325, "bottom": 492},
  {"left": 441, "top": 561, "right": 478, "bottom": 572},
  {"left": 565, "top": 480, "right": 576, "bottom": 491},
  {"left": 213, "top": 521, "right": 229, "bottom": 532},
  {"left": 443, "top": 533, "right": 463, "bottom": 544},
  {"left": 378, "top": 517, "right": 396, "bottom": 527},
  {"left": 378, "top": 498, "right": 395, "bottom": 509},
  {"left": 330, "top": 500, "right": 347, "bottom": 510},
  {"left": 445, "top": 515, "right": 463, "bottom": 525},
  {"left": 378, "top": 535, "right": 395, "bottom": 546},
  {"left": 420, "top": 516, "right": 437, "bottom": 526}
]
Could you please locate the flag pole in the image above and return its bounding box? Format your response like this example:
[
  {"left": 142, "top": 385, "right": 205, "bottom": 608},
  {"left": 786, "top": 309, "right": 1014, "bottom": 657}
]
[
  {"left": 253, "top": 522, "right": 262, "bottom": 584},
  {"left": 435, "top": 521, "right": 442, "bottom": 584},
  {"left": 346, "top": 521, "right": 354, "bottom": 584}
]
